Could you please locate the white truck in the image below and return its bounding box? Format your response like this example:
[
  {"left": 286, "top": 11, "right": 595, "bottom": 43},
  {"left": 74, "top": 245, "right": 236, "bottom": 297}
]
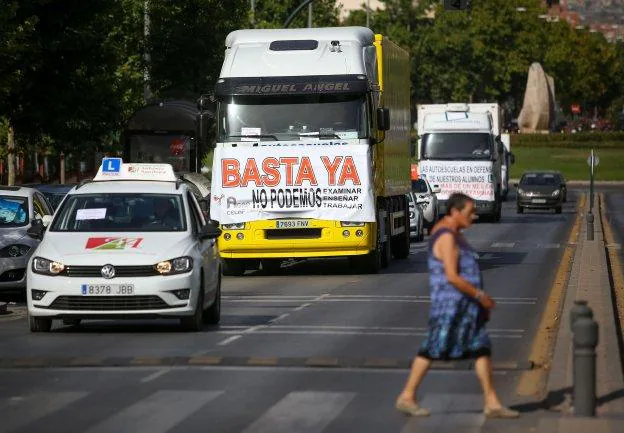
[{"left": 416, "top": 103, "right": 505, "bottom": 222}]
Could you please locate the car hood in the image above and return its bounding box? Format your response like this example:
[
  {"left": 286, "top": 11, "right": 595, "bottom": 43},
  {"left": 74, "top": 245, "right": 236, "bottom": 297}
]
[
  {"left": 0, "top": 227, "right": 37, "bottom": 248},
  {"left": 36, "top": 232, "right": 192, "bottom": 266}
]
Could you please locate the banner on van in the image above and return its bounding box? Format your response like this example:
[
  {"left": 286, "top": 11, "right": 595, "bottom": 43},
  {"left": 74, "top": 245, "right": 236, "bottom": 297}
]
[
  {"left": 418, "top": 160, "right": 495, "bottom": 202},
  {"left": 210, "top": 144, "right": 375, "bottom": 224}
]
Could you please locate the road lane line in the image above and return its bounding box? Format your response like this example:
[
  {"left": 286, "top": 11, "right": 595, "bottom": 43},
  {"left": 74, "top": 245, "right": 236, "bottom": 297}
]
[
  {"left": 240, "top": 391, "right": 354, "bottom": 433},
  {"left": 218, "top": 335, "right": 242, "bottom": 346},
  {"left": 140, "top": 369, "right": 170, "bottom": 383},
  {"left": 269, "top": 313, "right": 291, "bottom": 323},
  {"left": 218, "top": 329, "right": 523, "bottom": 338},
  {"left": 85, "top": 390, "right": 222, "bottom": 433},
  {"left": 0, "top": 391, "right": 88, "bottom": 432},
  {"left": 293, "top": 303, "right": 312, "bottom": 311},
  {"left": 516, "top": 194, "right": 585, "bottom": 397}
]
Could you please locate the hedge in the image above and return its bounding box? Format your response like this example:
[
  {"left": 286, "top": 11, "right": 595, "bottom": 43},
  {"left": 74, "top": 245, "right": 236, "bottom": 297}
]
[{"left": 510, "top": 132, "right": 624, "bottom": 148}]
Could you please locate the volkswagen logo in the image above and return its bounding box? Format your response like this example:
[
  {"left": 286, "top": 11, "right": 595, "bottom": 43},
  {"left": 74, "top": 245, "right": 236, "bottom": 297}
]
[{"left": 101, "top": 264, "right": 116, "bottom": 279}]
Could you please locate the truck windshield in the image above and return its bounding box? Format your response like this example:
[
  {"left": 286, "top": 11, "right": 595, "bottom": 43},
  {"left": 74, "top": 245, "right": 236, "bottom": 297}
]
[
  {"left": 51, "top": 193, "right": 186, "bottom": 232},
  {"left": 421, "top": 133, "right": 493, "bottom": 160},
  {"left": 218, "top": 94, "right": 368, "bottom": 141},
  {"left": 127, "top": 134, "right": 194, "bottom": 173}
]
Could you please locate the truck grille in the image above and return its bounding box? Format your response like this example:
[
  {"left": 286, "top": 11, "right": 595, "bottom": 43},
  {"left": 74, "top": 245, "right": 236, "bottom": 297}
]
[
  {"left": 265, "top": 228, "right": 322, "bottom": 240},
  {"left": 45, "top": 295, "right": 171, "bottom": 311},
  {"left": 62, "top": 265, "right": 157, "bottom": 278}
]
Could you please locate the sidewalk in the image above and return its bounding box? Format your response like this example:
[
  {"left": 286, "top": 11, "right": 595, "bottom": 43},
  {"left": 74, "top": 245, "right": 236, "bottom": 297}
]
[{"left": 528, "top": 195, "right": 624, "bottom": 431}]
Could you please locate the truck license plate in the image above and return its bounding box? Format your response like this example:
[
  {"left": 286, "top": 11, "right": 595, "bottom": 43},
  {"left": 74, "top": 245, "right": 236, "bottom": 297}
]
[
  {"left": 275, "top": 219, "right": 309, "bottom": 229},
  {"left": 532, "top": 199, "right": 546, "bottom": 204},
  {"left": 81, "top": 284, "right": 135, "bottom": 296}
]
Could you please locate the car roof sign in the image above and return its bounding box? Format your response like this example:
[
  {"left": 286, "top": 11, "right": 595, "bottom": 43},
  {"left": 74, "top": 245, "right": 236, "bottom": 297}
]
[{"left": 93, "top": 160, "right": 177, "bottom": 182}]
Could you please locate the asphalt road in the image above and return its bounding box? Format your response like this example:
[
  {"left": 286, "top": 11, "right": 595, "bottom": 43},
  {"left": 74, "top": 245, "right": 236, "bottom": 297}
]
[
  {"left": 0, "top": 191, "right": 586, "bottom": 433},
  {"left": 604, "top": 189, "right": 624, "bottom": 265}
]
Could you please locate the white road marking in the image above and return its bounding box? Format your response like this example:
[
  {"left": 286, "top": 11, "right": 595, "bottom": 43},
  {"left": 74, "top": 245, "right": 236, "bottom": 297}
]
[
  {"left": 0, "top": 391, "right": 88, "bottom": 432},
  {"left": 269, "top": 313, "right": 291, "bottom": 323},
  {"left": 140, "top": 369, "right": 170, "bottom": 383},
  {"left": 241, "top": 391, "right": 355, "bottom": 433},
  {"left": 293, "top": 303, "right": 312, "bottom": 311},
  {"left": 218, "top": 335, "right": 242, "bottom": 346},
  {"left": 85, "top": 390, "right": 222, "bottom": 433}
]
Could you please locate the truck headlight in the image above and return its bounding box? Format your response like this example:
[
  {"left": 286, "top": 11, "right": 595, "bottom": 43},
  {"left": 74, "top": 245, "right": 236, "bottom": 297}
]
[
  {"left": 222, "top": 223, "right": 245, "bottom": 230},
  {"left": 340, "top": 221, "right": 365, "bottom": 227},
  {"left": 552, "top": 190, "right": 560, "bottom": 197},
  {"left": 155, "top": 256, "right": 193, "bottom": 275},
  {"left": 32, "top": 257, "right": 65, "bottom": 276}
]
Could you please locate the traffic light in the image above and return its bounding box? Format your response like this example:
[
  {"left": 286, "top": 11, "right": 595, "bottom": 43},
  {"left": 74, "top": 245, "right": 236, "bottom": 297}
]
[{"left": 444, "top": 0, "right": 470, "bottom": 11}]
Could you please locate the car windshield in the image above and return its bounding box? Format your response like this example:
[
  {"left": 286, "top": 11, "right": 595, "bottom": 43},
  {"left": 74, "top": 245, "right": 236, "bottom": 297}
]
[
  {"left": 422, "top": 133, "right": 493, "bottom": 160},
  {"left": 520, "top": 173, "right": 558, "bottom": 186},
  {"left": 42, "top": 192, "right": 68, "bottom": 210},
  {"left": 218, "top": 94, "right": 368, "bottom": 141},
  {"left": 51, "top": 193, "right": 186, "bottom": 232},
  {"left": 0, "top": 196, "right": 29, "bottom": 228},
  {"left": 411, "top": 179, "right": 429, "bottom": 193}
]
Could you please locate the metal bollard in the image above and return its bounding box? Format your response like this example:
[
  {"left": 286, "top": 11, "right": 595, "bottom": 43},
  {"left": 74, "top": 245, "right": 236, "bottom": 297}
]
[
  {"left": 587, "top": 212, "right": 594, "bottom": 241},
  {"left": 572, "top": 315, "right": 599, "bottom": 417},
  {"left": 570, "top": 300, "right": 593, "bottom": 331}
]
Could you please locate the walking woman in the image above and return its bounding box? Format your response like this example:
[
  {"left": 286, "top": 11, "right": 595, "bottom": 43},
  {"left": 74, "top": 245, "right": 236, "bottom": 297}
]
[{"left": 396, "top": 193, "right": 519, "bottom": 419}]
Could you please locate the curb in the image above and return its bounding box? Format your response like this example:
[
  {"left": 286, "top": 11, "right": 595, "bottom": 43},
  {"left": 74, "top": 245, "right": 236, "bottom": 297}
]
[{"left": 0, "top": 356, "right": 534, "bottom": 371}]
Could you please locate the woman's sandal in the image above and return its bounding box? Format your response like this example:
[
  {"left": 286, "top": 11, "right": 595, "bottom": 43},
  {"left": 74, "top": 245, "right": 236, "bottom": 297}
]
[
  {"left": 395, "top": 399, "right": 431, "bottom": 417},
  {"left": 483, "top": 406, "right": 520, "bottom": 419}
]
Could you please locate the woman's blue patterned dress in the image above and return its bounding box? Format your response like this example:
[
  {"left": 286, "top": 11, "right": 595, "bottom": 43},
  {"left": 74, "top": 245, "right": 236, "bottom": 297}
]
[{"left": 417, "top": 228, "right": 492, "bottom": 360}]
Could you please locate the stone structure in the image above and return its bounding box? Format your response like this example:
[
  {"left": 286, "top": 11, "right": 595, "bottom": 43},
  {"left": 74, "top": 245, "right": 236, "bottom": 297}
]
[{"left": 518, "top": 62, "right": 556, "bottom": 133}]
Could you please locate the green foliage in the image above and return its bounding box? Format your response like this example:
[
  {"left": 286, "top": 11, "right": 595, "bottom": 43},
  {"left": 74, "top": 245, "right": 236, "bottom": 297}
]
[
  {"left": 511, "top": 132, "right": 624, "bottom": 148},
  {"left": 252, "top": 0, "right": 341, "bottom": 29}
]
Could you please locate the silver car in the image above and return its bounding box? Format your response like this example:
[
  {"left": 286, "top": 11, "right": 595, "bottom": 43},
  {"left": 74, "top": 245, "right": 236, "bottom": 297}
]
[
  {"left": 0, "top": 186, "right": 53, "bottom": 293},
  {"left": 411, "top": 178, "right": 440, "bottom": 233},
  {"left": 407, "top": 193, "right": 425, "bottom": 242}
]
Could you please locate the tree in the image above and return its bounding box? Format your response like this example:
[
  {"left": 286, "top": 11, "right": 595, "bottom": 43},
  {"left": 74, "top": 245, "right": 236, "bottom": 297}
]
[{"left": 252, "top": 0, "right": 341, "bottom": 29}]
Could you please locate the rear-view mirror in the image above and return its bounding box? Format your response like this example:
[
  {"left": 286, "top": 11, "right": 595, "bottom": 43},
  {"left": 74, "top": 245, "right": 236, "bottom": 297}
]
[
  {"left": 199, "top": 221, "right": 222, "bottom": 240},
  {"left": 27, "top": 219, "right": 45, "bottom": 240},
  {"left": 42, "top": 215, "right": 53, "bottom": 227},
  {"left": 377, "top": 108, "right": 390, "bottom": 131}
]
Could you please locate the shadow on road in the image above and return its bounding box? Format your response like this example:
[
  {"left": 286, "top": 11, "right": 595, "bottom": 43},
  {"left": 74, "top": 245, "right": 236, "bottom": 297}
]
[{"left": 510, "top": 386, "right": 624, "bottom": 413}]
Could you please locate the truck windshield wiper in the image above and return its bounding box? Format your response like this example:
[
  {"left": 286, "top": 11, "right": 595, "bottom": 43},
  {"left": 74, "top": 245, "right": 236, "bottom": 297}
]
[
  {"left": 228, "top": 134, "right": 278, "bottom": 141},
  {"left": 298, "top": 132, "right": 343, "bottom": 139}
]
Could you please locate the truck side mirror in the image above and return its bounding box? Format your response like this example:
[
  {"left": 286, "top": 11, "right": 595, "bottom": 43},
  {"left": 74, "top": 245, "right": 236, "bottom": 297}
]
[{"left": 377, "top": 108, "right": 390, "bottom": 131}]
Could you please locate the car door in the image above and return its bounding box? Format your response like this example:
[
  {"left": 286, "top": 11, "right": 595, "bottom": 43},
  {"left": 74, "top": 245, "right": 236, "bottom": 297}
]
[{"left": 187, "top": 191, "right": 218, "bottom": 295}]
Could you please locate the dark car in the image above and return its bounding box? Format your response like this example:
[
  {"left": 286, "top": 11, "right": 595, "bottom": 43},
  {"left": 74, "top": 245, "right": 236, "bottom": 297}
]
[
  {"left": 32, "top": 184, "right": 76, "bottom": 211},
  {"left": 515, "top": 171, "right": 565, "bottom": 214}
]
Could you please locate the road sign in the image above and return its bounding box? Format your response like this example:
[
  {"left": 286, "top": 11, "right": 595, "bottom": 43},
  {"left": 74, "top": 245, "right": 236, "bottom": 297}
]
[{"left": 101, "top": 158, "right": 122, "bottom": 173}]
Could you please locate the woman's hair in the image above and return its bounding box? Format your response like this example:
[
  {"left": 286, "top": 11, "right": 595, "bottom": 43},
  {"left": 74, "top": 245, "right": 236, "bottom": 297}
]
[{"left": 446, "top": 193, "right": 474, "bottom": 215}]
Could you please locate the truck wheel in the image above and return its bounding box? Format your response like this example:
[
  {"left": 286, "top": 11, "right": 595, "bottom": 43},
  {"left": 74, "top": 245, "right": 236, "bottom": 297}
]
[
  {"left": 351, "top": 220, "right": 383, "bottom": 274},
  {"left": 392, "top": 197, "right": 410, "bottom": 259},
  {"left": 222, "top": 259, "right": 245, "bottom": 276},
  {"left": 494, "top": 203, "right": 502, "bottom": 222},
  {"left": 261, "top": 259, "right": 282, "bottom": 274},
  {"left": 203, "top": 273, "right": 221, "bottom": 325},
  {"left": 29, "top": 316, "right": 52, "bottom": 332}
]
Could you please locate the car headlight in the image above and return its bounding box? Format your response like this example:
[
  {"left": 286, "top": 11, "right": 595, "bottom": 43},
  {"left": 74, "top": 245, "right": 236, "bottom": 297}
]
[
  {"left": 409, "top": 211, "right": 415, "bottom": 219},
  {"left": 518, "top": 188, "right": 525, "bottom": 196},
  {"left": 340, "top": 221, "right": 365, "bottom": 227},
  {"left": 222, "top": 223, "right": 245, "bottom": 230},
  {"left": 32, "top": 257, "right": 65, "bottom": 276},
  {"left": 155, "top": 256, "right": 193, "bottom": 275},
  {"left": 0, "top": 244, "right": 31, "bottom": 258},
  {"left": 552, "top": 190, "right": 560, "bottom": 197}
]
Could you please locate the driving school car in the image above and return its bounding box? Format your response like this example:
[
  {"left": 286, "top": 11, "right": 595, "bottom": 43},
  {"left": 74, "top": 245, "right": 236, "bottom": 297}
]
[{"left": 26, "top": 159, "right": 222, "bottom": 332}]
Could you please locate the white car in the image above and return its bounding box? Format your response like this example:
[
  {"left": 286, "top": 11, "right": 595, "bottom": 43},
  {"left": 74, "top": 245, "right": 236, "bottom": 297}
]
[
  {"left": 407, "top": 193, "right": 425, "bottom": 242},
  {"left": 26, "top": 160, "right": 222, "bottom": 332},
  {"left": 411, "top": 177, "right": 440, "bottom": 232}
]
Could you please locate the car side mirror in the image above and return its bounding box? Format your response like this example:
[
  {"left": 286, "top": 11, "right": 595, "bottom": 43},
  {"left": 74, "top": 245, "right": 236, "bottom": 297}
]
[
  {"left": 432, "top": 185, "right": 441, "bottom": 194},
  {"left": 27, "top": 218, "right": 45, "bottom": 240},
  {"left": 199, "top": 221, "right": 222, "bottom": 240},
  {"left": 377, "top": 107, "right": 390, "bottom": 131},
  {"left": 198, "top": 198, "right": 210, "bottom": 220},
  {"left": 42, "top": 215, "right": 53, "bottom": 227}
]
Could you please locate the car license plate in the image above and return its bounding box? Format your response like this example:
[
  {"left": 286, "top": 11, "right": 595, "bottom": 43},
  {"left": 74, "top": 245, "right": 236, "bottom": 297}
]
[
  {"left": 275, "top": 219, "right": 309, "bottom": 229},
  {"left": 81, "top": 284, "right": 134, "bottom": 296},
  {"left": 532, "top": 199, "right": 546, "bottom": 204}
]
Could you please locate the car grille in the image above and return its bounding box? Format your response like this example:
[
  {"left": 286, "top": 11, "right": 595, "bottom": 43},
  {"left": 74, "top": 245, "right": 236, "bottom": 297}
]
[
  {"left": 0, "top": 268, "right": 25, "bottom": 282},
  {"left": 265, "top": 228, "right": 322, "bottom": 240},
  {"left": 45, "top": 295, "right": 172, "bottom": 311},
  {"left": 62, "top": 265, "right": 157, "bottom": 278}
]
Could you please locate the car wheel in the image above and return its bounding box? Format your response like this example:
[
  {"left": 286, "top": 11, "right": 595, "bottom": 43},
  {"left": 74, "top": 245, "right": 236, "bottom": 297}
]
[
  {"left": 517, "top": 205, "right": 524, "bottom": 214},
  {"left": 222, "top": 259, "right": 245, "bottom": 276},
  {"left": 181, "top": 285, "right": 204, "bottom": 332},
  {"left": 555, "top": 206, "right": 562, "bottom": 214},
  {"left": 62, "top": 318, "right": 81, "bottom": 327},
  {"left": 29, "top": 316, "right": 52, "bottom": 332},
  {"left": 203, "top": 273, "right": 221, "bottom": 325}
]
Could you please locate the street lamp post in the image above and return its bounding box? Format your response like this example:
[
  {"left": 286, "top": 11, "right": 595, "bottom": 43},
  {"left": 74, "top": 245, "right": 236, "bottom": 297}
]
[{"left": 366, "top": 0, "right": 370, "bottom": 28}]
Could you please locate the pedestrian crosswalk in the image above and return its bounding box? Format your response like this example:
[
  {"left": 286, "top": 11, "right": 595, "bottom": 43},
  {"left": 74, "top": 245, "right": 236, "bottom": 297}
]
[{"left": 0, "top": 388, "right": 492, "bottom": 433}]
